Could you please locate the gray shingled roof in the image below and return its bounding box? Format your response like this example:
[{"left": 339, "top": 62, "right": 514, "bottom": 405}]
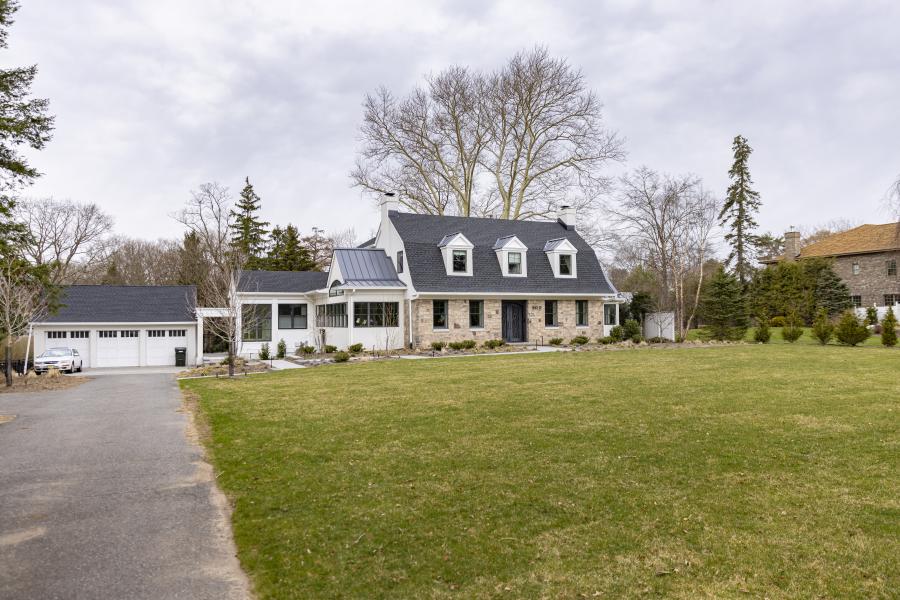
[
  {"left": 389, "top": 212, "right": 615, "bottom": 294},
  {"left": 238, "top": 270, "right": 328, "bottom": 293},
  {"left": 40, "top": 286, "right": 197, "bottom": 323},
  {"left": 334, "top": 248, "right": 405, "bottom": 288}
]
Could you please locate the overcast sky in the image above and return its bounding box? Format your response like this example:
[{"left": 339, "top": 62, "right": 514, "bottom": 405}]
[{"left": 8, "top": 0, "right": 900, "bottom": 246}]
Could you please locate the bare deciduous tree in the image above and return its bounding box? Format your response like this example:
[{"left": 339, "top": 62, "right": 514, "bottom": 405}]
[
  {"left": 15, "top": 198, "right": 114, "bottom": 283},
  {"left": 353, "top": 47, "right": 624, "bottom": 223},
  {"left": 0, "top": 256, "right": 52, "bottom": 385},
  {"left": 87, "top": 237, "right": 181, "bottom": 285},
  {"left": 606, "top": 167, "right": 720, "bottom": 339}
]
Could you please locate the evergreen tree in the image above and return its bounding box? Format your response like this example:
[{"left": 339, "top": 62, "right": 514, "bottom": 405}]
[
  {"left": 720, "top": 135, "right": 761, "bottom": 287},
  {"left": 834, "top": 311, "right": 870, "bottom": 346},
  {"left": 177, "top": 231, "right": 210, "bottom": 300},
  {"left": 266, "top": 224, "right": 316, "bottom": 271},
  {"left": 807, "top": 258, "right": 852, "bottom": 317},
  {"left": 781, "top": 309, "right": 804, "bottom": 343},
  {"left": 749, "top": 258, "right": 850, "bottom": 323},
  {"left": 229, "top": 177, "right": 269, "bottom": 268},
  {"left": 701, "top": 267, "right": 748, "bottom": 341},
  {"left": 753, "top": 309, "right": 771, "bottom": 343},
  {"left": 881, "top": 307, "right": 897, "bottom": 347},
  {"left": 811, "top": 308, "right": 834, "bottom": 345}
]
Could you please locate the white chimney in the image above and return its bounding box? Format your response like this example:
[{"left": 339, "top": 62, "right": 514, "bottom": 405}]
[
  {"left": 558, "top": 205, "right": 576, "bottom": 230},
  {"left": 380, "top": 192, "right": 399, "bottom": 225}
]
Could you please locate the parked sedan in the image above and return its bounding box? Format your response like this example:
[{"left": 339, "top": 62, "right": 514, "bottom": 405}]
[{"left": 34, "top": 347, "right": 83, "bottom": 374}]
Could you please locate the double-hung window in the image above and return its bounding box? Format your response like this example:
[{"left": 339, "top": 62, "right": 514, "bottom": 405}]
[
  {"left": 433, "top": 300, "right": 448, "bottom": 329},
  {"left": 887, "top": 260, "right": 897, "bottom": 277},
  {"left": 545, "top": 300, "right": 558, "bottom": 327},
  {"left": 850, "top": 295, "right": 862, "bottom": 308},
  {"left": 507, "top": 252, "right": 522, "bottom": 275},
  {"left": 576, "top": 300, "right": 589, "bottom": 327},
  {"left": 604, "top": 304, "right": 617, "bottom": 325},
  {"left": 559, "top": 254, "right": 573, "bottom": 276},
  {"left": 885, "top": 294, "right": 898, "bottom": 306},
  {"left": 469, "top": 300, "right": 484, "bottom": 328},
  {"left": 452, "top": 250, "right": 468, "bottom": 273},
  {"left": 278, "top": 304, "right": 307, "bottom": 329},
  {"left": 242, "top": 304, "right": 272, "bottom": 341}
]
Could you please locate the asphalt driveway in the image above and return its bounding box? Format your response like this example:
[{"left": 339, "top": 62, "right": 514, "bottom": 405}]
[{"left": 0, "top": 374, "right": 249, "bottom": 599}]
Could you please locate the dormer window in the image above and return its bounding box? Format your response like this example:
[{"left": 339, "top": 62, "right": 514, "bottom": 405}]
[
  {"left": 438, "top": 232, "right": 474, "bottom": 276},
  {"left": 544, "top": 238, "right": 578, "bottom": 278},
  {"left": 452, "top": 250, "right": 468, "bottom": 273},
  {"left": 493, "top": 235, "right": 528, "bottom": 277},
  {"left": 508, "top": 252, "right": 522, "bottom": 274}
]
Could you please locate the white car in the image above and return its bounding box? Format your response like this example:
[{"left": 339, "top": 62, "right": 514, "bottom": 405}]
[{"left": 34, "top": 347, "right": 83, "bottom": 374}]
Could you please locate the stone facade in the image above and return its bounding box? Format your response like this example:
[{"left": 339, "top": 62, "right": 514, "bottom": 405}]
[
  {"left": 830, "top": 251, "right": 900, "bottom": 308},
  {"left": 411, "top": 298, "right": 607, "bottom": 348}
]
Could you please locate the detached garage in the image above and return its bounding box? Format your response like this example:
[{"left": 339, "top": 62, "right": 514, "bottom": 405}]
[{"left": 32, "top": 285, "right": 198, "bottom": 369}]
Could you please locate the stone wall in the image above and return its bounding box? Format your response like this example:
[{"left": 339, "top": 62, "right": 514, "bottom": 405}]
[
  {"left": 831, "top": 251, "right": 900, "bottom": 308},
  {"left": 412, "top": 298, "right": 606, "bottom": 348}
]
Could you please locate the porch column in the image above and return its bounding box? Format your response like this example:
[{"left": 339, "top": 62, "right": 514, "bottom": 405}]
[{"left": 196, "top": 314, "right": 204, "bottom": 365}]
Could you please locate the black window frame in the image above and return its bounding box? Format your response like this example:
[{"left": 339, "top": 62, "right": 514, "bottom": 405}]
[
  {"left": 278, "top": 303, "right": 308, "bottom": 329},
  {"left": 452, "top": 250, "right": 468, "bottom": 273},
  {"left": 47, "top": 331, "right": 66, "bottom": 339},
  {"left": 433, "top": 300, "right": 449, "bottom": 329},
  {"left": 99, "top": 330, "right": 117, "bottom": 338},
  {"left": 507, "top": 251, "right": 522, "bottom": 275},
  {"left": 69, "top": 331, "right": 89, "bottom": 339},
  {"left": 120, "top": 330, "right": 139, "bottom": 338},
  {"left": 559, "top": 254, "right": 573, "bottom": 276},
  {"left": 148, "top": 330, "right": 166, "bottom": 338},
  {"left": 545, "top": 300, "right": 558, "bottom": 327},
  {"left": 397, "top": 251, "right": 404, "bottom": 273},
  {"left": 316, "top": 303, "right": 348, "bottom": 328},
  {"left": 353, "top": 302, "right": 399, "bottom": 328},
  {"left": 168, "top": 329, "right": 186, "bottom": 337},
  {"left": 242, "top": 304, "right": 272, "bottom": 342},
  {"left": 469, "top": 299, "right": 484, "bottom": 328},
  {"left": 576, "top": 300, "right": 589, "bottom": 327}
]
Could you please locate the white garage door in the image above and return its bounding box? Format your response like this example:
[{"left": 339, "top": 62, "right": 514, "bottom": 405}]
[
  {"left": 44, "top": 330, "right": 91, "bottom": 368},
  {"left": 146, "top": 329, "right": 188, "bottom": 366},
  {"left": 96, "top": 329, "right": 140, "bottom": 367}
]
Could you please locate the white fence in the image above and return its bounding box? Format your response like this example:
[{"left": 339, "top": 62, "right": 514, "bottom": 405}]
[
  {"left": 643, "top": 311, "right": 675, "bottom": 341},
  {"left": 854, "top": 304, "right": 899, "bottom": 322}
]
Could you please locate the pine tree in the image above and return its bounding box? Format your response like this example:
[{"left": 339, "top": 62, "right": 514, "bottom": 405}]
[
  {"left": 807, "top": 258, "right": 852, "bottom": 318},
  {"left": 811, "top": 308, "right": 834, "bottom": 345},
  {"left": 701, "top": 267, "right": 749, "bottom": 341},
  {"left": 229, "top": 177, "right": 269, "bottom": 268},
  {"left": 834, "top": 311, "right": 870, "bottom": 346},
  {"left": 781, "top": 309, "right": 804, "bottom": 343},
  {"left": 753, "top": 309, "right": 771, "bottom": 343},
  {"left": 266, "top": 224, "right": 316, "bottom": 271},
  {"left": 720, "top": 135, "right": 761, "bottom": 287},
  {"left": 881, "top": 307, "right": 898, "bottom": 347}
]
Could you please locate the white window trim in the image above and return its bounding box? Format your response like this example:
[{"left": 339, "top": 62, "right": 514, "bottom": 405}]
[
  {"left": 545, "top": 239, "right": 578, "bottom": 279},
  {"left": 440, "top": 233, "right": 474, "bottom": 277},
  {"left": 494, "top": 236, "right": 528, "bottom": 277}
]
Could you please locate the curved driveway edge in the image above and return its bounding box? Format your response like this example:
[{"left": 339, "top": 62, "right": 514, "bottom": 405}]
[{"left": 0, "top": 373, "right": 250, "bottom": 600}]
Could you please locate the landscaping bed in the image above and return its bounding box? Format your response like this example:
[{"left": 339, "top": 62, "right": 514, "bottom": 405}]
[
  {"left": 0, "top": 372, "right": 87, "bottom": 393},
  {"left": 183, "top": 345, "right": 899, "bottom": 599},
  {"left": 179, "top": 358, "right": 270, "bottom": 378}
]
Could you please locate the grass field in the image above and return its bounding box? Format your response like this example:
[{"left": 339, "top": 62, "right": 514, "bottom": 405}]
[{"left": 182, "top": 345, "right": 899, "bottom": 599}]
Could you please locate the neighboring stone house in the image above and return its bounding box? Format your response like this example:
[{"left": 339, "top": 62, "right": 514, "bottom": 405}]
[
  {"left": 762, "top": 223, "right": 900, "bottom": 309},
  {"left": 208, "top": 193, "right": 621, "bottom": 358}
]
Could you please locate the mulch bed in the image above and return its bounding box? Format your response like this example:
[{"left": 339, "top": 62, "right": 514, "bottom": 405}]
[{"left": 0, "top": 374, "right": 88, "bottom": 394}]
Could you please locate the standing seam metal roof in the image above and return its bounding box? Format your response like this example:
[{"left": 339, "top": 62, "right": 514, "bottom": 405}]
[{"left": 333, "top": 248, "right": 405, "bottom": 288}]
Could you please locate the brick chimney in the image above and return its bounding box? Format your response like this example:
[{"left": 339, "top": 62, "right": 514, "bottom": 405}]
[
  {"left": 784, "top": 229, "right": 801, "bottom": 261},
  {"left": 557, "top": 205, "right": 576, "bottom": 230}
]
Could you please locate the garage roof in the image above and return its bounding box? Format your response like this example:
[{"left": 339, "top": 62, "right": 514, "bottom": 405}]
[{"left": 40, "top": 285, "right": 197, "bottom": 323}]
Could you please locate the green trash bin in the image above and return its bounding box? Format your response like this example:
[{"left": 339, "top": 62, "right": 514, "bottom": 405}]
[{"left": 174, "top": 347, "right": 187, "bottom": 367}]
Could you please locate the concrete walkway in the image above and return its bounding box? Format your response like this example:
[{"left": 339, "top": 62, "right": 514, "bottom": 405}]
[
  {"left": 268, "top": 359, "right": 305, "bottom": 370},
  {"left": 0, "top": 374, "right": 249, "bottom": 599}
]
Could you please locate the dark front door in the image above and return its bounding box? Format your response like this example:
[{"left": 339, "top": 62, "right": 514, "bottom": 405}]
[{"left": 502, "top": 301, "right": 526, "bottom": 343}]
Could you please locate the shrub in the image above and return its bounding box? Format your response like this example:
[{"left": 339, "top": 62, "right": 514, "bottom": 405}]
[
  {"left": 324, "top": 344, "right": 337, "bottom": 354},
  {"left": 570, "top": 335, "right": 589, "bottom": 346},
  {"left": 881, "top": 307, "right": 898, "bottom": 347},
  {"left": 276, "top": 339, "right": 287, "bottom": 359},
  {"left": 835, "top": 311, "right": 870, "bottom": 346},
  {"left": 348, "top": 343, "right": 364, "bottom": 354},
  {"left": 298, "top": 344, "right": 315, "bottom": 355},
  {"left": 646, "top": 337, "right": 666, "bottom": 344},
  {"left": 770, "top": 315, "right": 787, "bottom": 328},
  {"left": 258, "top": 343, "right": 270, "bottom": 360},
  {"left": 332, "top": 351, "right": 350, "bottom": 362},
  {"left": 448, "top": 341, "right": 465, "bottom": 350},
  {"left": 609, "top": 325, "right": 624, "bottom": 342},
  {"left": 598, "top": 336, "right": 613, "bottom": 344},
  {"left": 630, "top": 333, "right": 643, "bottom": 343},
  {"left": 483, "top": 339, "right": 504, "bottom": 349},
  {"left": 548, "top": 337, "right": 563, "bottom": 346},
  {"left": 865, "top": 306, "right": 879, "bottom": 325},
  {"left": 431, "top": 341, "right": 447, "bottom": 351},
  {"left": 461, "top": 339, "right": 477, "bottom": 349},
  {"left": 623, "top": 319, "right": 641, "bottom": 339},
  {"left": 754, "top": 313, "right": 771, "bottom": 343},
  {"left": 811, "top": 308, "right": 834, "bottom": 345},
  {"left": 781, "top": 312, "right": 804, "bottom": 343}
]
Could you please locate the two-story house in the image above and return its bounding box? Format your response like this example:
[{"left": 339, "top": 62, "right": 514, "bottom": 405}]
[{"left": 763, "top": 223, "right": 900, "bottom": 309}]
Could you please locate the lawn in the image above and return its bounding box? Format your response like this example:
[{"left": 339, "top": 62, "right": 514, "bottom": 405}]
[{"left": 182, "top": 345, "right": 899, "bottom": 599}]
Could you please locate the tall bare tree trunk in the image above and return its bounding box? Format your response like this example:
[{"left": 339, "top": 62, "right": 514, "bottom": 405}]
[{"left": 5, "top": 341, "right": 12, "bottom": 387}]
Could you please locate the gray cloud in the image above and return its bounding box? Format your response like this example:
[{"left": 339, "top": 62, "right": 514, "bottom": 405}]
[{"left": 9, "top": 0, "right": 900, "bottom": 244}]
